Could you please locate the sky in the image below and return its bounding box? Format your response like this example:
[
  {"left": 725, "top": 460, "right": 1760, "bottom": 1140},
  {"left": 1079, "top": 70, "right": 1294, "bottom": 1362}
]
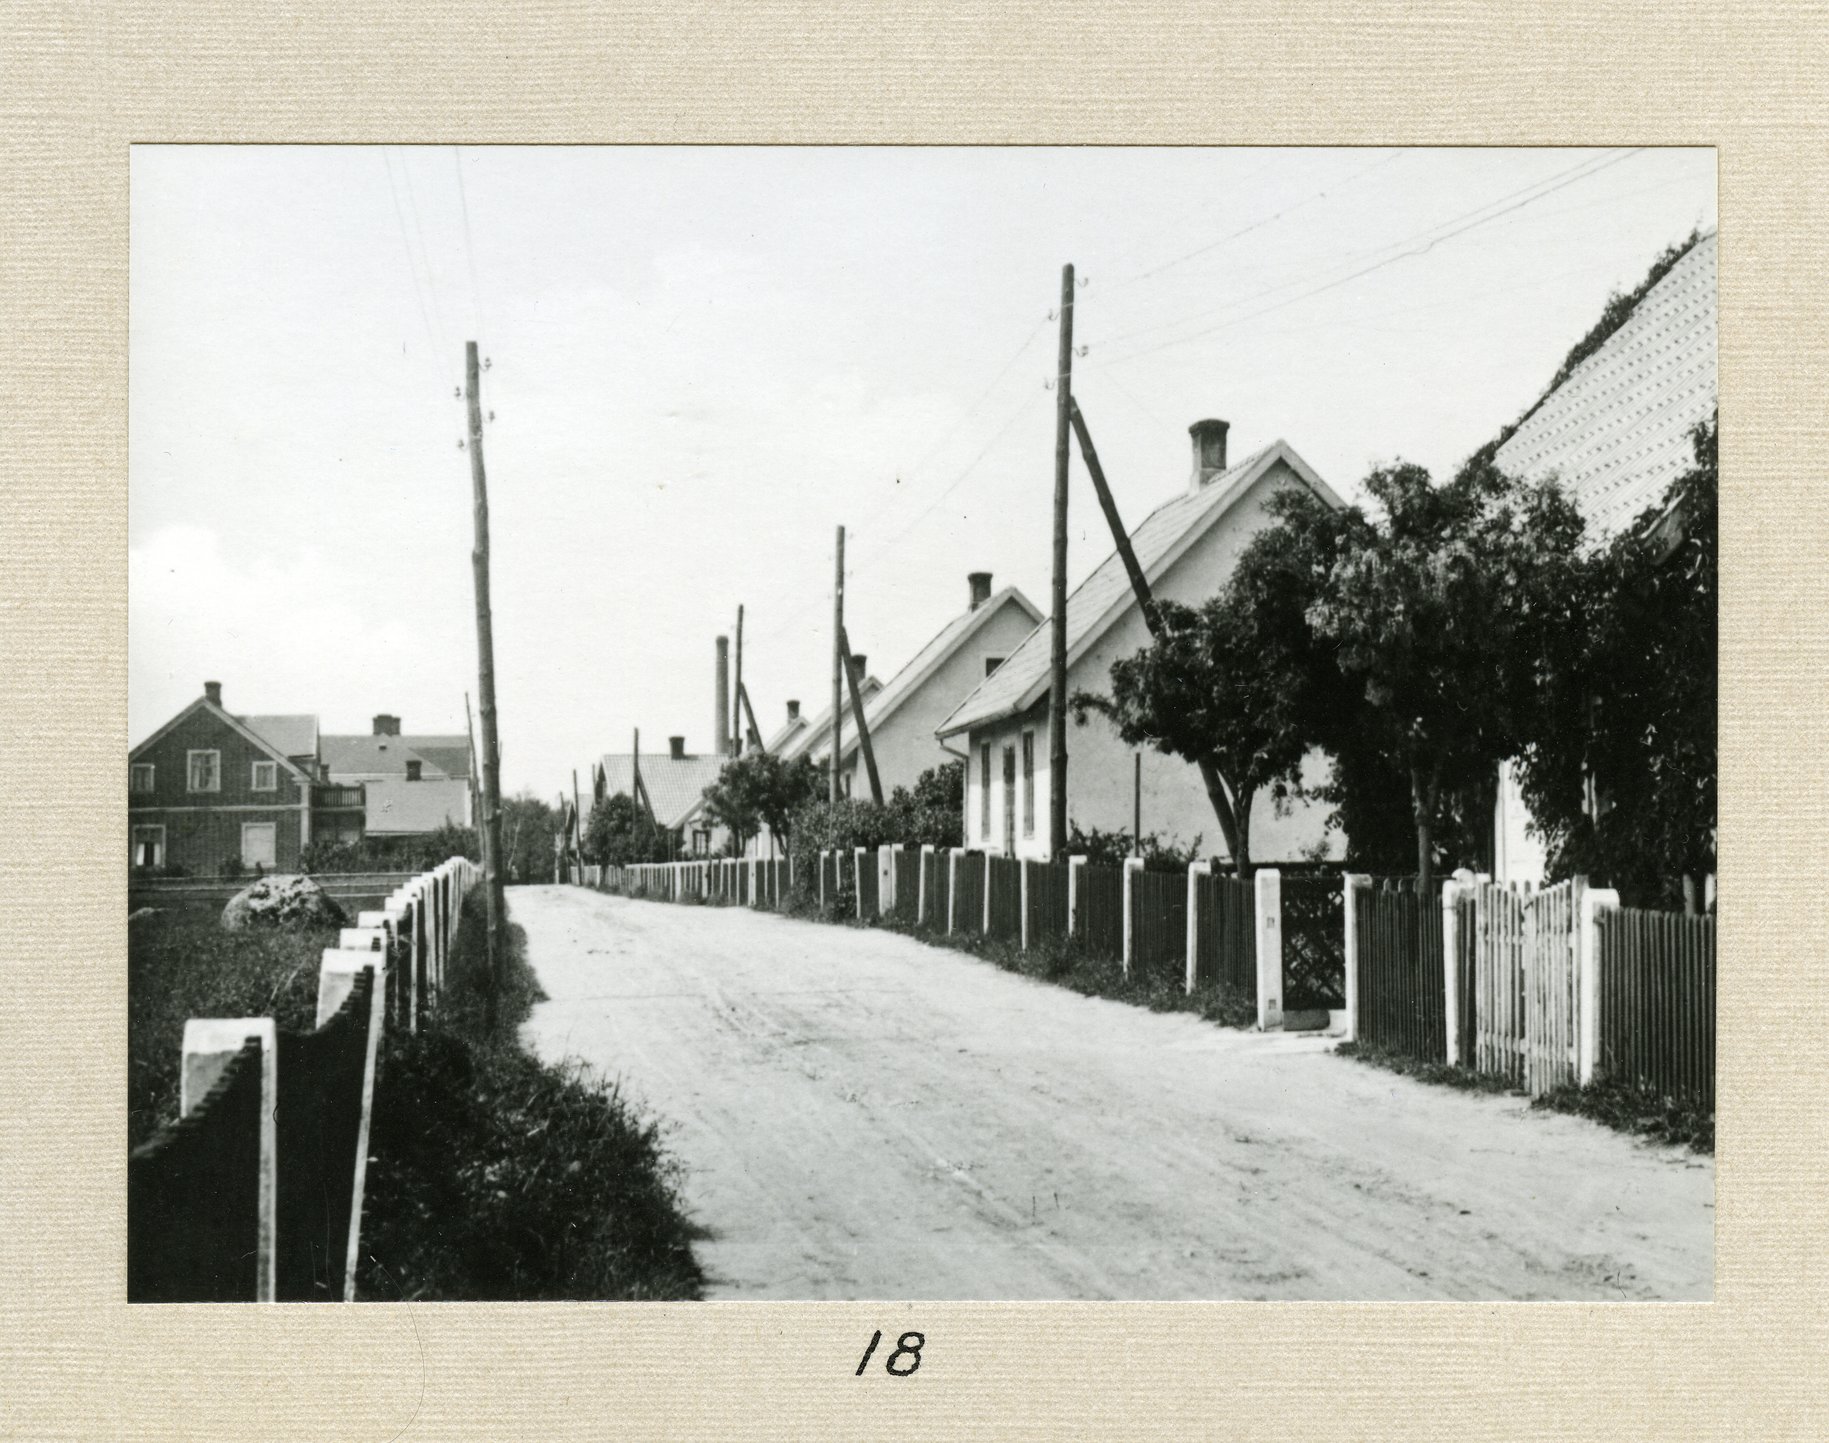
[{"left": 129, "top": 146, "right": 1716, "bottom": 801}]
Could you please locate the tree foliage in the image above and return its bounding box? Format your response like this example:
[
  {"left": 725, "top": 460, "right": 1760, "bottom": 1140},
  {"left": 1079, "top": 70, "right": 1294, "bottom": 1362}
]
[
  {"left": 1513, "top": 416, "right": 1717, "bottom": 906},
  {"left": 583, "top": 792, "right": 672, "bottom": 867},
  {"left": 788, "top": 760, "right": 965, "bottom": 856},
  {"left": 700, "top": 751, "right": 823, "bottom": 855}
]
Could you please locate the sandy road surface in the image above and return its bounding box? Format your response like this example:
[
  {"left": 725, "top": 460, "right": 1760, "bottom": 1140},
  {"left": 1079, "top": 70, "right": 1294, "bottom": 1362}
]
[{"left": 512, "top": 885, "right": 1712, "bottom": 1300}]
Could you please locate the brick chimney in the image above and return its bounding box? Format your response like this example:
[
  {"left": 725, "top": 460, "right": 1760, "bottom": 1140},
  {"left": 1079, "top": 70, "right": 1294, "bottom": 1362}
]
[
  {"left": 372, "top": 714, "right": 401, "bottom": 736},
  {"left": 714, "top": 636, "right": 730, "bottom": 756},
  {"left": 1189, "top": 418, "right": 1230, "bottom": 490},
  {"left": 669, "top": 736, "right": 686, "bottom": 761},
  {"left": 968, "top": 572, "right": 992, "bottom": 610},
  {"left": 405, "top": 759, "right": 422, "bottom": 782},
  {"left": 850, "top": 654, "right": 867, "bottom": 681},
  {"left": 786, "top": 699, "right": 800, "bottom": 722},
  {"left": 203, "top": 680, "right": 222, "bottom": 707}
]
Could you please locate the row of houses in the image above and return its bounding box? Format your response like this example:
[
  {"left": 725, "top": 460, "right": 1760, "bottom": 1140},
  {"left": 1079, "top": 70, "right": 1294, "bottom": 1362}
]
[
  {"left": 127, "top": 683, "right": 473, "bottom": 874},
  {"left": 597, "top": 229, "right": 1718, "bottom": 878}
]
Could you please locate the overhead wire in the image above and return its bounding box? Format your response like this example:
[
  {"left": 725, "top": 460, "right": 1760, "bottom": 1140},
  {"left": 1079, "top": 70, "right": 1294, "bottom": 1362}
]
[{"left": 452, "top": 146, "right": 485, "bottom": 342}]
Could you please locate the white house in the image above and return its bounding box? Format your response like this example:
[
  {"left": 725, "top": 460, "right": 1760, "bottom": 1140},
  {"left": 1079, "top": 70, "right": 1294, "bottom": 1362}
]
[
  {"left": 1489, "top": 230, "right": 1717, "bottom": 884},
  {"left": 937, "top": 418, "right": 1345, "bottom": 863}
]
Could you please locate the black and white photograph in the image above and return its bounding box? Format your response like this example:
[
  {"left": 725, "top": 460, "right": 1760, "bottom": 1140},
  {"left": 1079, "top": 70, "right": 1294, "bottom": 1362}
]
[{"left": 126, "top": 145, "right": 1717, "bottom": 1304}]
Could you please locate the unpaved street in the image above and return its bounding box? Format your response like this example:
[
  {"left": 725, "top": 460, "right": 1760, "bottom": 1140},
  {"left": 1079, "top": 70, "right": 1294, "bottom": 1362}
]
[{"left": 512, "top": 885, "right": 1712, "bottom": 1300}]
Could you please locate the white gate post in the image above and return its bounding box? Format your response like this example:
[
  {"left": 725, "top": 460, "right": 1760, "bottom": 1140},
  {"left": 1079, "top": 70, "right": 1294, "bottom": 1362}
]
[
  {"left": 1342, "top": 874, "right": 1369, "bottom": 1043},
  {"left": 880, "top": 844, "right": 897, "bottom": 918},
  {"left": 180, "top": 1017, "right": 278, "bottom": 1302},
  {"left": 1254, "top": 867, "right": 1282, "bottom": 1031},
  {"left": 918, "top": 843, "right": 933, "bottom": 925},
  {"left": 1185, "top": 860, "right": 1210, "bottom": 995},
  {"left": 1122, "top": 856, "right": 1144, "bottom": 977},
  {"left": 947, "top": 847, "right": 964, "bottom": 933},
  {"left": 1020, "top": 859, "right": 1031, "bottom": 951},
  {"left": 983, "top": 851, "right": 993, "bottom": 934},
  {"left": 1068, "top": 855, "right": 1086, "bottom": 939},
  {"left": 1578, "top": 885, "right": 1618, "bottom": 1085},
  {"left": 1442, "top": 877, "right": 1466, "bottom": 1066}
]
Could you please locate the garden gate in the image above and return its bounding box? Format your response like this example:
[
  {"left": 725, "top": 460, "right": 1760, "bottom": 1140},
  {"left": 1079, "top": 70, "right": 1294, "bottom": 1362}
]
[{"left": 1466, "top": 878, "right": 1584, "bottom": 1095}]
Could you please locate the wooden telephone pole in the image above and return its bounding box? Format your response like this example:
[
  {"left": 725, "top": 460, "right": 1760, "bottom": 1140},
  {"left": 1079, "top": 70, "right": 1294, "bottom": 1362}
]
[
  {"left": 830, "top": 525, "right": 845, "bottom": 804},
  {"left": 464, "top": 341, "right": 508, "bottom": 1029},
  {"left": 1049, "top": 263, "right": 1075, "bottom": 858},
  {"left": 838, "top": 623, "right": 884, "bottom": 804}
]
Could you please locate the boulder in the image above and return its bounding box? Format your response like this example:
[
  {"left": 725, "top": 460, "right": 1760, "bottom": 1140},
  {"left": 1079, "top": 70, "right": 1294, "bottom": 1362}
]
[{"left": 221, "top": 874, "right": 348, "bottom": 932}]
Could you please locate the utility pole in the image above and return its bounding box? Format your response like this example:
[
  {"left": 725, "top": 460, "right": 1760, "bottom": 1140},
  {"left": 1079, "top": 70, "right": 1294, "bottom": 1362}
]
[
  {"left": 831, "top": 525, "right": 844, "bottom": 804},
  {"left": 1049, "top": 263, "right": 1074, "bottom": 859},
  {"left": 733, "top": 604, "right": 744, "bottom": 757},
  {"left": 572, "top": 769, "right": 585, "bottom": 868},
  {"left": 464, "top": 691, "right": 487, "bottom": 877},
  {"left": 838, "top": 624, "right": 884, "bottom": 804},
  {"left": 464, "top": 340, "right": 508, "bottom": 1031}
]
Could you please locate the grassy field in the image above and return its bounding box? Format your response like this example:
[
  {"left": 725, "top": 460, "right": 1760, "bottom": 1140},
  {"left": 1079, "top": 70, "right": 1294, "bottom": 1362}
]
[
  {"left": 355, "top": 891, "right": 706, "bottom": 1301},
  {"left": 127, "top": 903, "right": 337, "bottom": 1149}
]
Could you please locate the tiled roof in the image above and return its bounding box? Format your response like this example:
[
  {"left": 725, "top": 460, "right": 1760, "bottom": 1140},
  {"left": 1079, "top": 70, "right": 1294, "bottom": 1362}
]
[
  {"left": 1494, "top": 231, "right": 1717, "bottom": 546},
  {"left": 938, "top": 440, "right": 1335, "bottom": 737},
  {"left": 364, "top": 776, "right": 470, "bottom": 834},
  {"left": 822, "top": 587, "right": 1042, "bottom": 764},
  {"left": 400, "top": 738, "right": 472, "bottom": 780},
  {"left": 321, "top": 735, "right": 451, "bottom": 778},
  {"left": 239, "top": 713, "right": 319, "bottom": 760},
  {"left": 598, "top": 751, "right": 728, "bottom": 829},
  {"left": 776, "top": 676, "right": 885, "bottom": 762}
]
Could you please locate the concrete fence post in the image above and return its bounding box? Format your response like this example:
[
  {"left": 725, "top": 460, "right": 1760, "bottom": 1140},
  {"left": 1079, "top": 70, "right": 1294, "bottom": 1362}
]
[
  {"left": 1019, "top": 859, "right": 1030, "bottom": 951},
  {"left": 818, "top": 849, "right": 827, "bottom": 909},
  {"left": 180, "top": 1017, "right": 278, "bottom": 1303},
  {"left": 1578, "top": 885, "right": 1619, "bottom": 1085},
  {"left": 1122, "top": 856, "right": 1144, "bottom": 977},
  {"left": 918, "top": 843, "right": 934, "bottom": 925},
  {"left": 1442, "top": 875, "right": 1471, "bottom": 1067},
  {"left": 854, "top": 847, "right": 867, "bottom": 920},
  {"left": 1341, "top": 874, "right": 1370, "bottom": 1043},
  {"left": 1185, "top": 860, "right": 1210, "bottom": 995},
  {"left": 1254, "top": 867, "right": 1282, "bottom": 1031},
  {"left": 982, "top": 851, "right": 993, "bottom": 934},
  {"left": 880, "top": 844, "right": 897, "bottom": 918},
  {"left": 947, "top": 848, "right": 964, "bottom": 934},
  {"left": 316, "top": 950, "right": 388, "bottom": 1301},
  {"left": 1068, "top": 855, "right": 1086, "bottom": 939}
]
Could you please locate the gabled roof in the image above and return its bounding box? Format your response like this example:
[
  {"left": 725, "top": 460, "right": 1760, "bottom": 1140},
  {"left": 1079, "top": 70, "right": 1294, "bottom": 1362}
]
[
  {"left": 822, "top": 586, "right": 1042, "bottom": 765},
  {"left": 598, "top": 751, "right": 727, "bottom": 830},
  {"left": 129, "top": 697, "right": 314, "bottom": 783},
  {"left": 398, "top": 738, "right": 472, "bottom": 780},
  {"left": 240, "top": 713, "right": 319, "bottom": 760},
  {"left": 938, "top": 439, "right": 1340, "bottom": 738},
  {"left": 775, "top": 675, "right": 885, "bottom": 763},
  {"left": 321, "top": 735, "right": 452, "bottom": 778},
  {"left": 1493, "top": 230, "right": 1716, "bottom": 546},
  {"left": 762, "top": 711, "right": 809, "bottom": 756}
]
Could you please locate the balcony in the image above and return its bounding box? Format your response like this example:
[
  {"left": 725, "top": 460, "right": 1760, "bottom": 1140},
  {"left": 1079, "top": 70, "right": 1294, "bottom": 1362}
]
[{"left": 312, "top": 784, "right": 365, "bottom": 811}]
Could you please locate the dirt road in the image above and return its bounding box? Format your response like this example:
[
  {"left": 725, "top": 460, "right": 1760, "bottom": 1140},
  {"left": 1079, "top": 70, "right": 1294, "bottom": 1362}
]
[{"left": 512, "top": 885, "right": 1712, "bottom": 1300}]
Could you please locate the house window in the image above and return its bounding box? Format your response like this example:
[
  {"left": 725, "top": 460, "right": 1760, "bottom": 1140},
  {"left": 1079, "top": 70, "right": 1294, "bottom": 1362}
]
[
  {"left": 980, "top": 742, "right": 991, "bottom": 839},
  {"left": 187, "top": 750, "right": 220, "bottom": 793},
  {"left": 131, "top": 825, "right": 164, "bottom": 869},
  {"left": 251, "top": 760, "right": 278, "bottom": 792},
  {"left": 130, "top": 763, "right": 154, "bottom": 795},
  {"left": 984, "top": 655, "right": 1006, "bottom": 678},
  {"left": 1022, "top": 730, "right": 1035, "bottom": 837}
]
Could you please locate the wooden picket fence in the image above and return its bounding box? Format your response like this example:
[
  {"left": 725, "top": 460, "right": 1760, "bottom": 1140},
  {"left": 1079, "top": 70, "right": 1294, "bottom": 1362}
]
[
  {"left": 1128, "top": 866, "right": 1186, "bottom": 980},
  {"left": 1190, "top": 870, "right": 1256, "bottom": 997},
  {"left": 128, "top": 856, "right": 481, "bottom": 1302},
  {"left": 1077, "top": 864, "right": 1124, "bottom": 962},
  {"left": 1352, "top": 882, "right": 1445, "bottom": 1064},
  {"left": 1599, "top": 907, "right": 1715, "bottom": 1109}
]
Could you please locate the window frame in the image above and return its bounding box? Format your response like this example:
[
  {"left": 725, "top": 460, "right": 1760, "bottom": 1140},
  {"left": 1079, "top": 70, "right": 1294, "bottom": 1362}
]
[
  {"left": 983, "top": 654, "right": 1006, "bottom": 678},
  {"left": 240, "top": 821, "right": 277, "bottom": 869},
  {"left": 1021, "top": 730, "right": 1035, "bottom": 837},
  {"left": 186, "top": 749, "right": 221, "bottom": 794},
  {"left": 130, "top": 823, "right": 165, "bottom": 869},
  {"left": 979, "top": 741, "right": 992, "bottom": 840},
  {"left": 130, "top": 762, "right": 155, "bottom": 795},
  {"left": 250, "top": 759, "right": 279, "bottom": 792}
]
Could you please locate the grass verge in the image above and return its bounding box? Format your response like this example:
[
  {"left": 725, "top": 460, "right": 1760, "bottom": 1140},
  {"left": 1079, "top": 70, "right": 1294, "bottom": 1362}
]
[
  {"left": 356, "top": 891, "right": 706, "bottom": 1300},
  {"left": 1336, "top": 1040, "right": 1713, "bottom": 1153},
  {"left": 128, "top": 903, "right": 335, "bottom": 1149}
]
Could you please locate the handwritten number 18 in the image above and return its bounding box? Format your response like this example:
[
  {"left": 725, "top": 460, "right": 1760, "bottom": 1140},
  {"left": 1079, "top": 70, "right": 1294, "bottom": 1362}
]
[{"left": 856, "top": 1330, "right": 924, "bottom": 1377}]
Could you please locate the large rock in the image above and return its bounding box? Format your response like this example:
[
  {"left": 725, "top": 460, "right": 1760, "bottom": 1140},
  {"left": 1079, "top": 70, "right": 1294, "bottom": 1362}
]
[{"left": 221, "top": 874, "right": 348, "bottom": 932}]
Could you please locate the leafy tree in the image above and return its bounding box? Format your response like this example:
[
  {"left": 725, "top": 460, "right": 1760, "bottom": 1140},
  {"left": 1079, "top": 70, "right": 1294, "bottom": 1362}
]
[
  {"left": 701, "top": 751, "right": 822, "bottom": 856},
  {"left": 882, "top": 760, "right": 965, "bottom": 848},
  {"left": 584, "top": 792, "right": 673, "bottom": 867},
  {"left": 1300, "top": 458, "right": 1588, "bottom": 895},
  {"left": 1514, "top": 416, "right": 1717, "bottom": 907},
  {"left": 500, "top": 792, "right": 560, "bottom": 881},
  {"left": 1065, "top": 821, "right": 1202, "bottom": 873}
]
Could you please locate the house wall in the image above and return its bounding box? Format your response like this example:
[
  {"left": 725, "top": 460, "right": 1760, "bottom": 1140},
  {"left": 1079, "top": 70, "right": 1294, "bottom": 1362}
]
[
  {"left": 841, "top": 597, "right": 1039, "bottom": 798},
  {"left": 129, "top": 707, "right": 309, "bottom": 872},
  {"left": 961, "top": 464, "right": 1338, "bottom": 864}
]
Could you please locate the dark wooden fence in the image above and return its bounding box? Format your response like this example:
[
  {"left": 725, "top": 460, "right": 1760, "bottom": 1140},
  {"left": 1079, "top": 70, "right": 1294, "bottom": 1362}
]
[
  {"left": 1281, "top": 877, "right": 1346, "bottom": 1009},
  {"left": 1130, "top": 867, "right": 1186, "bottom": 980},
  {"left": 1354, "top": 882, "right": 1444, "bottom": 1062},
  {"left": 952, "top": 853, "right": 985, "bottom": 935},
  {"left": 1026, "top": 861, "right": 1070, "bottom": 947},
  {"left": 1599, "top": 907, "right": 1715, "bottom": 1109},
  {"left": 128, "top": 1038, "right": 266, "bottom": 1303},
  {"left": 275, "top": 970, "right": 373, "bottom": 1301},
  {"left": 893, "top": 849, "right": 920, "bottom": 924},
  {"left": 923, "top": 850, "right": 951, "bottom": 931},
  {"left": 1078, "top": 864, "right": 1123, "bottom": 962},
  {"left": 1191, "top": 871, "right": 1255, "bottom": 997},
  {"left": 854, "top": 851, "right": 879, "bottom": 918},
  {"left": 986, "top": 857, "right": 1023, "bottom": 942}
]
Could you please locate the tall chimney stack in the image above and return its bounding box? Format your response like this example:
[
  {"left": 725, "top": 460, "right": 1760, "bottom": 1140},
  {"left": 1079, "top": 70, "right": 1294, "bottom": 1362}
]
[
  {"left": 786, "top": 699, "right": 800, "bottom": 722},
  {"left": 967, "top": 572, "right": 992, "bottom": 611},
  {"left": 1189, "top": 418, "right": 1231, "bottom": 490},
  {"left": 714, "top": 636, "right": 731, "bottom": 756},
  {"left": 203, "top": 680, "right": 222, "bottom": 707},
  {"left": 669, "top": 736, "right": 686, "bottom": 761}
]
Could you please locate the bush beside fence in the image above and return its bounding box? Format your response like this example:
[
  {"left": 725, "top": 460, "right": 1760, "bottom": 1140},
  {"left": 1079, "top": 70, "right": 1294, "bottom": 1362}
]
[{"left": 127, "top": 856, "right": 481, "bottom": 1303}]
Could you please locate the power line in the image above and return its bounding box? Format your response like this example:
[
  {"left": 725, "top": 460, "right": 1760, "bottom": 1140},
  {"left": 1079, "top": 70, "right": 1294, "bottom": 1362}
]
[
  {"left": 452, "top": 146, "right": 484, "bottom": 340},
  {"left": 1102, "top": 149, "right": 1646, "bottom": 366},
  {"left": 398, "top": 149, "right": 450, "bottom": 359},
  {"left": 1095, "top": 149, "right": 1636, "bottom": 353},
  {"left": 380, "top": 148, "right": 441, "bottom": 369}
]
